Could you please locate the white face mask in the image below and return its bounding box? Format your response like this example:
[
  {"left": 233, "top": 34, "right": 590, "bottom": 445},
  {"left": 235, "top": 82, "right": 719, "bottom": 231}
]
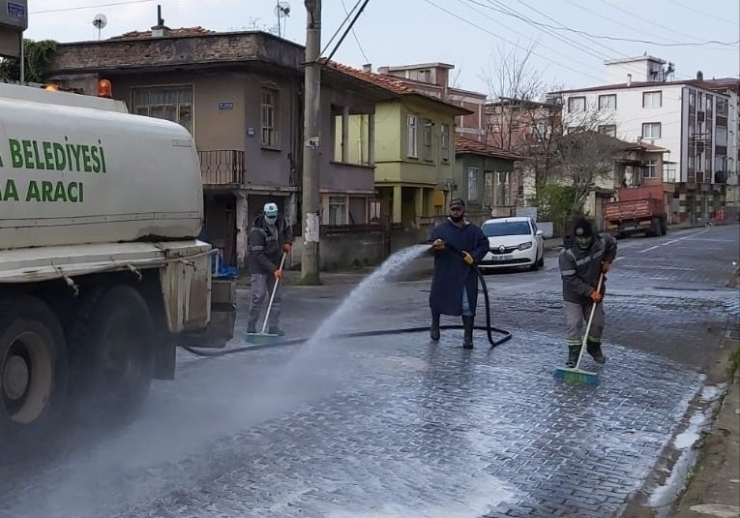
[{"left": 265, "top": 215, "right": 277, "bottom": 226}]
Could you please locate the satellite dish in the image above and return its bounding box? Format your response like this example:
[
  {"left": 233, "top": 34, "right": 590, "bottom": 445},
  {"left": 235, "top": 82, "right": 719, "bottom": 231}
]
[
  {"left": 274, "top": 1, "right": 290, "bottom": 37},
  {"left": 92, "top": 13, "right": 107, "bottom": 40},
  {"left": 275, "top": 2, "right": 291, "bottom": 17}
]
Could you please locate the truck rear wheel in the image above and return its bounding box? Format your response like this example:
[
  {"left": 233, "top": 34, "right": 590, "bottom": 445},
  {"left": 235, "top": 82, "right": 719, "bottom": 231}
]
[
  {"left": 70, "top": 285, "right": 154, "bottom": 424},
  {"left": 0, "top": 296, "right": 67, "bottom": 438}
]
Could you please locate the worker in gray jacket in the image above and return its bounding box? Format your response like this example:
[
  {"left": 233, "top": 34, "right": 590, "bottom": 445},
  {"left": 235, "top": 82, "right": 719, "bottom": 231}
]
[
  {"left": 246, "top": 202, "right": 293, "bottom": 335},
  {"left": 558, "top": 217, "right": 617, "bottom": 367}
]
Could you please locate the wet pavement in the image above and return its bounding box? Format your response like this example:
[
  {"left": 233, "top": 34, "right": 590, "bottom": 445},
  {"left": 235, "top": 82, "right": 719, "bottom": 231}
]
[{"left": 1, "top": 225, "right": 738, "bottom": 518}]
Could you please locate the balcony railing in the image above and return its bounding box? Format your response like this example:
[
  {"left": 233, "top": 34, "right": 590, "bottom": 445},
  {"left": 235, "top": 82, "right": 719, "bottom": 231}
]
[{"left": 198, "top": 150, "right": 245, "bottom": 186}]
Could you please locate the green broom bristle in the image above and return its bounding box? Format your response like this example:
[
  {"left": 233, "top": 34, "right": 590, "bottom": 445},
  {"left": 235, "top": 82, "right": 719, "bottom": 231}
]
[
  {"left": 245, "top": 332, "right": 280, "bottom": 344},
  {"left": 553, "top": 367, "right": 600, "bottom": 385}
]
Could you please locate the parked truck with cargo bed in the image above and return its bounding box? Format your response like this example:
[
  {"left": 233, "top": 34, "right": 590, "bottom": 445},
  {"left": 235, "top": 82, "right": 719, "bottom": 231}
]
[
  {"left": 603, "top": 185, "right": 668, "bottom": 238},
  {"left": 0, "top": 81, "right": 236, "bottom": 440}
]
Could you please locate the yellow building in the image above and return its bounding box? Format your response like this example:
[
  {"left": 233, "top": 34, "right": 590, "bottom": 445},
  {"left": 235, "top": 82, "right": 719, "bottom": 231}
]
[{"left": 325, "top": 62, "right": 471, "bottom": 228}]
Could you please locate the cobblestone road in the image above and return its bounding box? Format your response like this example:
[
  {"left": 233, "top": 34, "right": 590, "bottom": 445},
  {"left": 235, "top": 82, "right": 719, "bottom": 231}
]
[{"left": 1, "top": 225, "right": 738, "bottom": 518}]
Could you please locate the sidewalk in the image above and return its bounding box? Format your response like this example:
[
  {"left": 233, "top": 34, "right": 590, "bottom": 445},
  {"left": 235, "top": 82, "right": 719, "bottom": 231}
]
[{"left": 672, "top": 339, "right": 740, "bottom": 518}]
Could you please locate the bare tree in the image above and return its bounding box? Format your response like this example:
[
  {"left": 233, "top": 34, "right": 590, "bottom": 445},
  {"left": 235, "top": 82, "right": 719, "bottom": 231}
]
[
  {"left": 480, "top": 42, "right": 545, "bottom": 151},
  {"left": 553, "top": 130, "right": 624, "bottom": 215}
]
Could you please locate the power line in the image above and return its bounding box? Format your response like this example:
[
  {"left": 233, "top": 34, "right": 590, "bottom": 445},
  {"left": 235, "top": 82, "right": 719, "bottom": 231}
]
[
  {"left": 463, "top": 0, "right": 614, "bottom": 64},
  {"left": 593, "top": 0, "right": 706, "bottom": 44},
  {"left": 321, "top": 0, "right": 363, "bottom": 56},
  {"left": 324, "top": 0, "right": 371, "bottom": 62},
  {"left": 421, "top": 0, "right": 605, "bottom": 83},
  {"left": 480, "top": 0, "right": 738, "bottom": 48},
  {"left": 30, "top": 0, "right": 154, "bottom": 15},
  {"left": 339, "top": 0, "right": 370, "bottom": 63},
  {"left": 664, "top": 0, "right": 739, "bottom": 27}
]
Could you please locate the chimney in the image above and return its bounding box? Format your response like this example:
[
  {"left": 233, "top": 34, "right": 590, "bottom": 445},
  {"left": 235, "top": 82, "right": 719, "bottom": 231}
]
[
  {"left": 362, "top": 64, "right": 372, "bottom": 73},
  {"left": 627, "top": 73, "right": 632, "bottom": 86},
  {"left": 696, "top": 70, "right": 703, "bottom": 81},
  {"left": 151, "top": 4, "right": 170, "bottom": 37}
]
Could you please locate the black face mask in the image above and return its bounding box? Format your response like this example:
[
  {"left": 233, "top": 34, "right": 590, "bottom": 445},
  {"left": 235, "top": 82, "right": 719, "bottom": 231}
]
[{"left": 449, "top": 214, "right": 464, "bottom": 223}]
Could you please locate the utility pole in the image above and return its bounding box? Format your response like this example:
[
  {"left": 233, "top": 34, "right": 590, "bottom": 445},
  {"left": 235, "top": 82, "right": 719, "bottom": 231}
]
[{"left": 301, "top": 0, "right": 322, "bottom": 284}]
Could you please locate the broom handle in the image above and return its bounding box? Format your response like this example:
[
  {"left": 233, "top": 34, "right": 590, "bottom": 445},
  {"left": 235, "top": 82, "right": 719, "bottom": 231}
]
[
  {"left": 260, "top": 252, "right": 287, "bottom": 334},
  {"left": 575, "top": 272, "right": 605, "bottom": 370}
]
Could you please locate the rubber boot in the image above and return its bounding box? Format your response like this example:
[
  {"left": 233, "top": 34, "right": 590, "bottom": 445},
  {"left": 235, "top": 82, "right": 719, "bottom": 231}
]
[
  {"left": 586, "top": 339, "right": 606, "bottom": 364},
  {"left": 462, "top": 316, "right": 474, "bottom": 349},
  {"left": 566, "top": 345, "right": 580, "bottom": 368},
  {"left": 430, "top": 312, "right": 441, "bottom": 341}
]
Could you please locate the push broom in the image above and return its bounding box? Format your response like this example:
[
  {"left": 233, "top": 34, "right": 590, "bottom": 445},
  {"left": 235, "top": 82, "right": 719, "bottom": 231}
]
[
  {"left": 245, "top": 252, "right": 287, "bottom": 345},
  {"left": 553, "top": 272, "right": 604, "bottom": 385}
]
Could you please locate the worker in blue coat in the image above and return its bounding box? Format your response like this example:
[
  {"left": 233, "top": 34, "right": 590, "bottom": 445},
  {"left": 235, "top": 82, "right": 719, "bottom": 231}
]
[{"left": 428, "top": 198, "right": 490, "bottom": 348}]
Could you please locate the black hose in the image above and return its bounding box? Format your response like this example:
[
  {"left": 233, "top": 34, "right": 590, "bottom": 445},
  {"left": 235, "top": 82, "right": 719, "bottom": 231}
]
[{"left": 183, "top": 243, "right": 512, "bottom": 358}]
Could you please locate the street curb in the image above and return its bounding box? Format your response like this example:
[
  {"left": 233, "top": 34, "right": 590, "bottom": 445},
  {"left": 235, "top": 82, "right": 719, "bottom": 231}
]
[
  {"left": 671, "top": 341, "right": 740, "bottom": 518},
  {"left": 618, "top": 335, "right": 740, "bottom": 518}
]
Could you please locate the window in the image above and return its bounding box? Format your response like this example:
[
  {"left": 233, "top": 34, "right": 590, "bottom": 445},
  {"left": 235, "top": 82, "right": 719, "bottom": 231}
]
[
  {"left": 132, "top": 85, "right": 193, "bottom": 133},
  {"left": 407, "top": 115, "right": 418, "bottom": 158},
  {"left": 567, "top": 126, "right": 585, "bottom": 134},
  {"left": 261, "top": 88, "right": 278, "bottom": 147},
  {"left": 533, "top": 120, "right": 547, "bottom": 141},
  {"left": 482, "top": 220, "right": 531, "bottom": 237},
  {"left": 642, "top": 122, "right": 662, "bottom": 139},
  {"left": 716, "top": 126, "right": 728, "bottom": 146},
  {"left": 568, "top": 96, "right": 586, "bottom": 113},
  {"left": 642, "top": 91, "right": 662, "bottom": 108},
  {"left": 715, "top": 156, "right": 727, "bottom": 173},
  {"left": 440, "top": 124, "right": 450, "bottom": 161},
  {"left": 598, "top": 94, "right": 616, "bottom": 110},
  {"left": 716, "top": 98, "right": 729, "bottom": 117},
  {"left": 467, "top": 167, "right": 479, "bottom": 202},
  {"left": 663, "top": 163, "right": 677, "bottom": 182},
  {"left": 328, "top": 196, "right": 347, "bottom": 225},
  {"left": 598, "top": 125, "right": 617, "bottom": 137},
  {"left": 496, "top": 171, "right": 510, "bottom": 206},
  {"left": 484, "top": 172, "right": 494, "bottom": 207},
  {"left": 422, "top": 119, "right": 433, "bottom": 161},
  {"left": 644, "top": 159, "right": 657, "bottom": 178}
]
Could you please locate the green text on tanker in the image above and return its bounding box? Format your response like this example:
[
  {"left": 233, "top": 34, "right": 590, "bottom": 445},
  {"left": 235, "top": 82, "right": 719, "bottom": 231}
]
[{"left": 5, "top": 139, "right": 107, "bottom": 173}]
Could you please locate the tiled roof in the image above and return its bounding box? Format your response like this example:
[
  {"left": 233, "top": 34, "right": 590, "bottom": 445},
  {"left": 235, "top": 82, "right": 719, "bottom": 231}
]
[
  {"left": 626, "top": 141, "right": 668, "bottom": 153},
  {"left": 319, "top": 60, "right": 471, "bottom": 114},
  {"left": 454, "top": 135, "right": 521, "bottom": 160},
  {"left": 108, "top": 26, "right": 215, "bottom": 40}
]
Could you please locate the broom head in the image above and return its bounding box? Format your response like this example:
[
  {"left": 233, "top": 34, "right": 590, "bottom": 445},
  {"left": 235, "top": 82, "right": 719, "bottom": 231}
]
[
  {"left": 553, "top": 366, "right": 600, "bottom": 385},
  {"left": 245, "top": 332, "right": 281, "bottom": 345}
]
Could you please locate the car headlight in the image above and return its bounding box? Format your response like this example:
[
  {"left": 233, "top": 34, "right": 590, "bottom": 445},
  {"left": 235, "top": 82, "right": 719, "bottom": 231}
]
[{"left": 518, "top": 241, "right": 533, "bottom": 250}]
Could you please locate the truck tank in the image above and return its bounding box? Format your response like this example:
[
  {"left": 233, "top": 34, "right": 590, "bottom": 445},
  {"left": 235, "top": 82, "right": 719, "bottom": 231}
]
[{"left": 0, "top": 82, "right": 203, "bottom": 251}]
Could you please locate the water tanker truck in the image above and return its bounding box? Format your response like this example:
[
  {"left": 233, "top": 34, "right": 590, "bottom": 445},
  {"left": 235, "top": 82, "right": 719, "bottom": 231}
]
[{"left": 0, "top": 81, "right": 236, "bottom": 440}]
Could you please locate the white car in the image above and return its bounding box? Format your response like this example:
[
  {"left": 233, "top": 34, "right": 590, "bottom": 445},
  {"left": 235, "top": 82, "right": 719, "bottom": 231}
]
[{"left": 478, "top": 216, "right": 545, "bottom": 271}]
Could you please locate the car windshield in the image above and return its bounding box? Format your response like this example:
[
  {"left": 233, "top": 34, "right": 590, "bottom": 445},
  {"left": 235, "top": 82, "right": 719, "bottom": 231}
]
[{"left": 482, "top": 221, "right": 531, "bottom": 237}]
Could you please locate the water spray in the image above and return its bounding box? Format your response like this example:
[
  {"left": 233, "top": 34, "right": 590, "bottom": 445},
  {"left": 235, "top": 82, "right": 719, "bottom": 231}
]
[{"left": 184, "top": 243, "right": 512, "bottom": 358}]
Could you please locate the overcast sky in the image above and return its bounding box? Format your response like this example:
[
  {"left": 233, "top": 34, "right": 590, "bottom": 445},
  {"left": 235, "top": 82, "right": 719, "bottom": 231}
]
[{"left": 25, "top": 0, "right": 740, "bottom": 96}]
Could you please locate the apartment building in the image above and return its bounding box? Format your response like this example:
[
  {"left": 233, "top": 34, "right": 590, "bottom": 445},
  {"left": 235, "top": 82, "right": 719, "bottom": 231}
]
[{"left": 553, "top": 55, "right": 738, "bottom": 222}]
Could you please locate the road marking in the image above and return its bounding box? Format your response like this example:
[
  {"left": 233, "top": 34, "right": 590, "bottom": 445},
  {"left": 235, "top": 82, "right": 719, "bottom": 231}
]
[
  {"left": 638, "top": 228, "right": 711, "bottom": 253},
  {"left": 619, "top": 265, "right": 695, "bottom": 271},
  {"left": 661, "top": 228, "right": 710, "bottom": 246}
]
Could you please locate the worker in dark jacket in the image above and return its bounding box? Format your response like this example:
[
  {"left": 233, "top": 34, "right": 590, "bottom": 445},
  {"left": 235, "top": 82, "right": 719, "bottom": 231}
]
[
  {"left": 428, "top": 198, "right": 490, "bottom": 349},
  {"left": 558, "top": 217, "right": 617, "bottom": 367},
  {"left": 246, "top": 202, "right": 293, "bottom": 335}
]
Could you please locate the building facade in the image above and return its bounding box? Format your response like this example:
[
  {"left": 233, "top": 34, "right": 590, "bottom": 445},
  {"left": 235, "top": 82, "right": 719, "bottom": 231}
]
[
  {"left": 374, "top": 62, "right": 488, "bottom": 142},
  {"left": 552, "top": 56, "right": 738, "bottom": 222},
  {"left": 324, "top": 61, "right": 471, "bottom": 228},
  {"left": 48, "top": 27, "right": 394, "bottom": 267}
]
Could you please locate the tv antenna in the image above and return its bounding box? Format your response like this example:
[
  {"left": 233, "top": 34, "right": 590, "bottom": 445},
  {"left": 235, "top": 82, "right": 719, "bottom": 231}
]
[
  {"left": 92, "top": 13, "right": 107, "bottom": 40},
  {"left": 274, "top": 1, "right": 290, "bottom": 38}
]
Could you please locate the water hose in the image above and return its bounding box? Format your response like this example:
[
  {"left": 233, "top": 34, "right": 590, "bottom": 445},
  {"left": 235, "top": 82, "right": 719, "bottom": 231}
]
[{"left": 183, "top": 243, "right": 512, "bottom": 358}]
